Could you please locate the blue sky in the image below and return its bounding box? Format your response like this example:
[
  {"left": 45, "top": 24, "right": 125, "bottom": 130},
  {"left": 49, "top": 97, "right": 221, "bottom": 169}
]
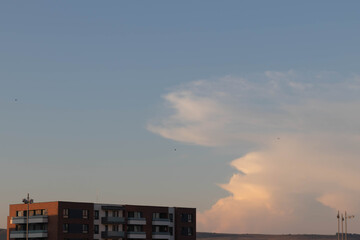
[{"left": 1, "top": 1, "right": 360, "bottom": 233}]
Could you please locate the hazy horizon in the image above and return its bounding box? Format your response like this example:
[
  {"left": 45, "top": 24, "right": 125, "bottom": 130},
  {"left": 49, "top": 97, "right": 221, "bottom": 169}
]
[{"left": 1, "top": 1, "right": 360, "bottom": 234}]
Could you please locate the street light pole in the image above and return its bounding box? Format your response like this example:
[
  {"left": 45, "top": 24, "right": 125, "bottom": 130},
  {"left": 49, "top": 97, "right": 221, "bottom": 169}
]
[
  {"left": 345, "top": 212, "right": 347, "bottom": 240},
  {"left": 22, "top": 193, "right": 33, "bottom": 240},
  {"left": 341, "top": 213, "right": 344, "bottom": 240},
  {"left": 345, "top": 213, "right": 355, "bottom": 240},
  {"left": 337, "top": 211, "right": 340, "bottom": 240}
]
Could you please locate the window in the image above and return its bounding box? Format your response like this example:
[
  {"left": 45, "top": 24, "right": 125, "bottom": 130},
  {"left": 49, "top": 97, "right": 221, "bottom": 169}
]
[
  {"left": 63, "top": 209, "right": 69, "bottom": 218},
  {"left": 188, "top": 213, "right": 192, "bottom": 222},
  {"left": 127, "top": 225, "right": 143, "bottom": 232},
  {"left": 82, "top": 224, "right": 89, "bottom": 233},
  {"left": 29, "top": 223, "right": 47, "bottom": 231},
  {"left": 169, "top": 227, "right": 173, "bottom": 236},
  {"left": 113, "top": 210, "right": 119, "bottom": 217},
  {"left": 16, "top": 225, "right": 25, "bottom": 231},
  {"left": 135, "top": 212, "right": 143, "bottom": 218},
  {"left": 152, "top": 212, "right": 167, "bottom": 220},
  {"left": 94, "top": 210, "right": 99, "bottom": 220},
  {"left": 105, "top": 225, "right": 108, "bottom": 231},
  {"left": 181, "top": 227, "right": 193, "bottom": 236},
  {"left": 152, "top": 226, "right": 168, "bottom": 233},
  {"left": 35, "top": 209, "right": 43, "bottom": 216},
  {"left": 113, "top": 225, "right": 119, "bottom": 231},
  {"left": 181, "top": 213, "right": 193, "bottom": 222},
  {"left": 128, "top": 211, "right": 143, "bottom": 218},
  {"left": 16, "top": 211, "right": 23, "bottom": 217},
  {"left": 105, "top": 210, "right": 109, "bottom": 217},
  {"left": 169, "top": 213, "right": 173, "bottom": 222},
  {"left": 82, "top": 209, "right": 88, "bottom": 219},
  {"left": 63, "top": 224, "right": 69, "bottom": 233},
  {"left": 94, "top": 225, "right": 99, "bottom": 234}
]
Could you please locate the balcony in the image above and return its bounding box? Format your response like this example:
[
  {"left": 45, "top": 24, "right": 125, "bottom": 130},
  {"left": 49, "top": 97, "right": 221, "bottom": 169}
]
[
  {"left": 101, "top": 231, "right": 125, "bottom": 239},
  {"left": 152, "top": 232, "right": 171, "bottom": 239},
  {"left": 102, "top": 216, "right": 125, "bottom": 224},
  {"left": 10, "top": 230, "right": 48, "bottom": 238},
  {"left": 11, "top": 216, "right": 48, "bottom": 224},
  {"left": 127, "top": 231, "right": 146, "bottom": 239},
  {"left": 127, "top": 217, "right": 146, "bottom": 225},
  {"left": 152, "top": 218, "right": 171, "bottom": 226}
]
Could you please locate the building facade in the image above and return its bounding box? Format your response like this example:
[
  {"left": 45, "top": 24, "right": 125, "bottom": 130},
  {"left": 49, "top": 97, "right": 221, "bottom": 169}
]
[{"left": 7, "top": 201, "right": 196, "bottom": 240}]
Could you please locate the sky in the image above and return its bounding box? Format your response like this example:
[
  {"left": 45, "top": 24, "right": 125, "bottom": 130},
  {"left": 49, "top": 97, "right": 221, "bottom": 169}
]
[{"left": 1, "top": 0, "right": 360, "bottom": 234}]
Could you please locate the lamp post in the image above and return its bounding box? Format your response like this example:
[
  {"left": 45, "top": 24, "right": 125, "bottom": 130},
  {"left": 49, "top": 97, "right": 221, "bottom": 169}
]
[
  {"left": 345, "top": 211, "right": 347, "bottom": 240},
  {"left": 341, "top": 213, "right": 344, "bottom": 240},
  {"left": 22, "top": 193, "right": 34, "bottom": 240},
  {"left": 337, "top": 211, "right": 340, "bottom": 240},
  {"left": 345, "top": 212, "right": 355, "bottom": 240}
]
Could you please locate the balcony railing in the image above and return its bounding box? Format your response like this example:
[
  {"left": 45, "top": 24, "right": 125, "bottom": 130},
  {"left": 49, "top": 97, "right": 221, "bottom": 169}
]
[
  {"left": 152, "top": 232, "right": 171, "bottom": 239},
  {"left": 153, "top": 218, "right": 170, "bottom": 221},
  {"left": 101, "top": 231, "right": 125, "bottom": 239},
  {"left": 152, "top": 218, "right": 171, "bottom": 225},
  {"left": 127, "top": 231, "right": 146, "bottom": 239},
  {"left": 11, "top": 216, "right": 48, "bottom": 224},
  {"left": 127, "top": 217, "right": 146, "bottom": 225},
  {"left": 10, "top": 230, "right": 48, "bottom": 238},
  {"left": 101, "top": 216, "right": 125, "bottom": 224}
]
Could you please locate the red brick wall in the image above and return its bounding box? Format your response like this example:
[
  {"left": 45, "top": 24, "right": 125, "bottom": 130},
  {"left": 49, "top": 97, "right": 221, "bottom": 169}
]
[
  {"left": 7, "top": 201, "right": 94, "bottom": 240},
  {"left": 7, "top": 201, "right": 59, "bottom": 240},
  {"left": 7, "top": 201, "right": 196, "bottom": 240}
]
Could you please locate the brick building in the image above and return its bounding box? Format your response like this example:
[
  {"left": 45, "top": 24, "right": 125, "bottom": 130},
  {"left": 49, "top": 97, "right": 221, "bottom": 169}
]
[{"left": 7, "top": 201, "right": 196, "bottom": 240}]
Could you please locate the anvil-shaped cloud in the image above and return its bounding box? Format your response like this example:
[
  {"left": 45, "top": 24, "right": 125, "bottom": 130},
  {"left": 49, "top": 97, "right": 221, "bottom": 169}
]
[{"left": 148, "top": 71, "right": 360, "bottom": 233}]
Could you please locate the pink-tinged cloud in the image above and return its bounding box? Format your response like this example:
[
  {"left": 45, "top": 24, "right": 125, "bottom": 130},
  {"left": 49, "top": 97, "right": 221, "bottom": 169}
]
[
  {"left": 149, "top": 71, "right": 360, "bottom": 233},
  {"left": 198, "top": 135, "right": 360, "bottom": 233}
]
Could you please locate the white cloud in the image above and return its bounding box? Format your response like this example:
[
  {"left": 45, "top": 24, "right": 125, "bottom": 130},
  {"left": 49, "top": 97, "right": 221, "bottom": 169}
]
[
  {"left": 198, "top": 135, "right": 360, "bottom": 233},
  {"left": 148, "top": 71, "right": 360, "bottom": 233},
  {"left": 147, "top": 89, "right": 232, "bottom": 146}
]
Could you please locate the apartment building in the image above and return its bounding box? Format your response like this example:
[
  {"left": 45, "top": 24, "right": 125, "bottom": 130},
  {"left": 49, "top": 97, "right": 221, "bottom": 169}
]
[{"left": 7, "top": 201, "right": 196, "bottom": 240}]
